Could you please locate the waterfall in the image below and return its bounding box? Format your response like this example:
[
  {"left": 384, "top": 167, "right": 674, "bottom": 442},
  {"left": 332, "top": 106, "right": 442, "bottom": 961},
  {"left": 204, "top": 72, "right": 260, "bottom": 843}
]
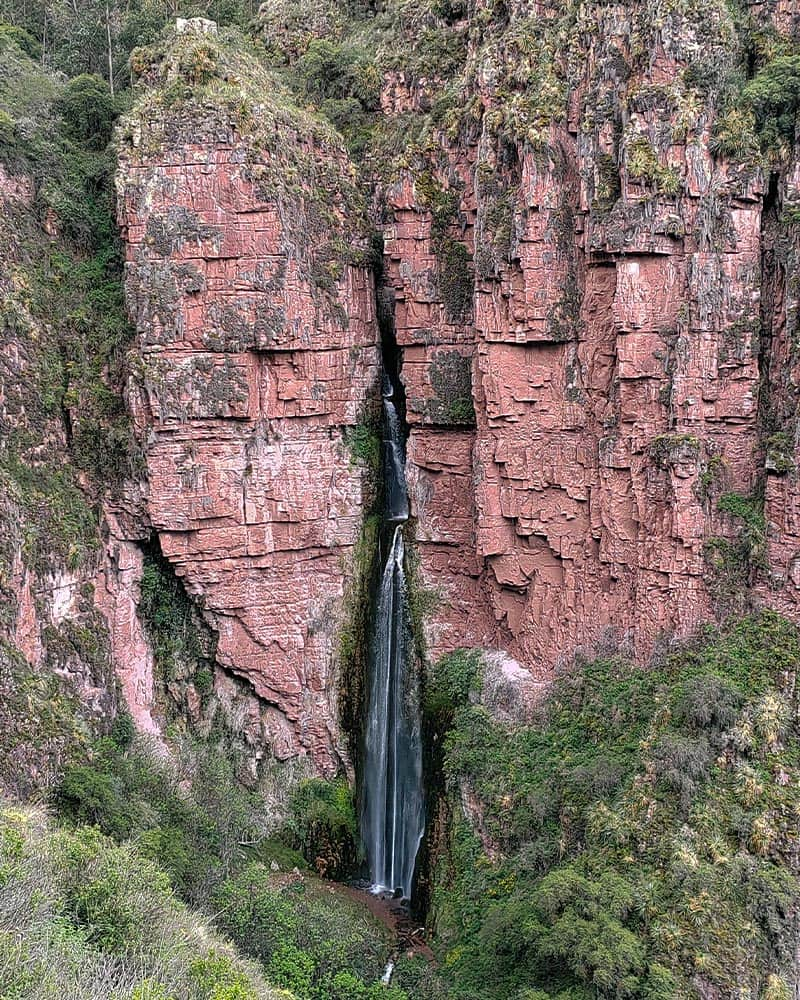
[{"left": 361, "top": 380, "right": 424, "bottom": 899}]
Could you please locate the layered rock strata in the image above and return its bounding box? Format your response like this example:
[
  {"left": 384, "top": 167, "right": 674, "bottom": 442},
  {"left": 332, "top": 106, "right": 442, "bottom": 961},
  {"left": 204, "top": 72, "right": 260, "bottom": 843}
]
[
  {"left": 111, "top": 4, "right": 800, "bottom": 764},
  {"left": 387, "top": 0, "right": 800, "bottom": 674},
  {"left": 114, "top": 32, "right": 379, "bottom": 772}
]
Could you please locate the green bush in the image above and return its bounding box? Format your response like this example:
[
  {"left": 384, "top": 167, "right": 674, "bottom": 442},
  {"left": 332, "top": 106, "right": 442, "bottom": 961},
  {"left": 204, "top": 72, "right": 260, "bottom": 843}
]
[
  {"left": 744, "top": 55, "right": 800, "bottom": 153},
  {"left": 189, "top": 953, "right": 258, "bottom": 1000},
  {"left": 432, "top": 613, "right": 800, "bottom": 999},
  {"left": 56, "top": 74, "right": 117, "bottom": 149},
  {"left": 267, "top": 942, "right": 315, "bottom": 993},
  {"left": 1, "top": 802, "right": 280, "bottom": 998},
  {"left": 213, "top": 862, "right": 397, "bottom": 999},
  {"left": 53, "top": 736, "right": 265, "bottom": 903},
  {"left": 424, "top": 649, "right": 482, "bottom": 731},
  {"left": 0, "top": 22, "right": 41, "bottom": 58},
  {"left": 296, "top": 39, "right": 380, "bottom": 111},
  {"left": 287, "top": 778, "right": 358, "bottom": 879}
]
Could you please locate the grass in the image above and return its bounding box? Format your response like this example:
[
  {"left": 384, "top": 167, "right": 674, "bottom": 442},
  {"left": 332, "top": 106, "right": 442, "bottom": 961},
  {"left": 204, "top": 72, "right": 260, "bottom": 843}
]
[{"left": 0, "top": 800, "right": 288, "bottom": 1000}]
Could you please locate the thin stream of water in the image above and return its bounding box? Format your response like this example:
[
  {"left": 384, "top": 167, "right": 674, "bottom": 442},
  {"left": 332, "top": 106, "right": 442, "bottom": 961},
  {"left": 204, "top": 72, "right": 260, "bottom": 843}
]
[{"left": 360, "top": 381, "right": 424, "bottom": 900}]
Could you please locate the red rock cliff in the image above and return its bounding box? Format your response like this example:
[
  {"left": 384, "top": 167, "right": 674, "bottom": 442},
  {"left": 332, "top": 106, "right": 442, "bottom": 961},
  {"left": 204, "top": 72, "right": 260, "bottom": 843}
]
[
  {"left": 114, "top": 4, "right": 800, "bottom": 767},
  {"left": 114, "top": 27, "right": 379, "bottom": 773},
  {"left": 384, "top": 0, "right": 800, "bottom": 677}
]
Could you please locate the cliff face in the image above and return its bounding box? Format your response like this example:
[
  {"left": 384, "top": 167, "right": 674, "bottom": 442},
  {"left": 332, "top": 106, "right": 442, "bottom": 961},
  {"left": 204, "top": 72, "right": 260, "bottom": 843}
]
[
  {"left": 105, "top": 2, "right": 800, "bottom": 762},
  {"left": 113, "top": 25, "right": 379, "bottom": 773},
  {"left": 0, "top": 0, "right": 773, "bottom": 778},
  {"left": 385, "top": 0, "right": 800, "bottom": 676}
]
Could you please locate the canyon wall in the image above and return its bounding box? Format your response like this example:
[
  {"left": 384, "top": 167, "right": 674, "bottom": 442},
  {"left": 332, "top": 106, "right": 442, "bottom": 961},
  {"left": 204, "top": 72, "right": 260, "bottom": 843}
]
[
  {"left": 108, "top": 4, "right": 800, "bottom": 763},
  {"left": 8, "top": 3, "right": 797, "bottom": 776},
  {"left": 388, "top": 0, "right": 800, "bottom": 676},
  {"left": 112, "top": 27, "right": 380, "bottom": 773}
]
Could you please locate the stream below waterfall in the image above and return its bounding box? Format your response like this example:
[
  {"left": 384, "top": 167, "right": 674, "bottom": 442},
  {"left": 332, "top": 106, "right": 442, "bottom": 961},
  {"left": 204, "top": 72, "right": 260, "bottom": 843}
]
[{"left": 360, "top": 374, "right": 425, "bottom": 902}]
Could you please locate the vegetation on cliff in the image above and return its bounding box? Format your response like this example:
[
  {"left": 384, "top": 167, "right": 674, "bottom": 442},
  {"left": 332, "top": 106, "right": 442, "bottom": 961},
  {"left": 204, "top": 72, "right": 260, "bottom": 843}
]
[
  {"left": 429, "top": 613, "right": 800, "bottom": 1000},
  {"left": 0, "top": 800, "right": 290, "bottom": 999}
]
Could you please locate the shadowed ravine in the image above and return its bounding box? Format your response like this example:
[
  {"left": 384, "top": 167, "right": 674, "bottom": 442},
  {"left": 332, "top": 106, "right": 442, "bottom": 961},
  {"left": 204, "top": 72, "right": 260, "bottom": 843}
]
[{"left": 360, "top": 375, "right": 424, "bottom": 900}]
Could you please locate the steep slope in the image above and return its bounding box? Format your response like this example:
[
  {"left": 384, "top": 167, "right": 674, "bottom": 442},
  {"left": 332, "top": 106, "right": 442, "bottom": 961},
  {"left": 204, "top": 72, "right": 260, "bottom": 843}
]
[
  {"left": 113, "top": 23, "right": 380, "bottom": 774},
  {"left": 0, "top": 800, "right": 290, "bottom": 1000}
]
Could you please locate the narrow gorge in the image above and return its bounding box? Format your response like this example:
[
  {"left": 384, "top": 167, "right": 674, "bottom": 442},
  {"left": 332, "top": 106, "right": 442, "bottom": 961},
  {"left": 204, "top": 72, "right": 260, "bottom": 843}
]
[{"left": 4, "top": 1, "right": 800, "bottom": 998}]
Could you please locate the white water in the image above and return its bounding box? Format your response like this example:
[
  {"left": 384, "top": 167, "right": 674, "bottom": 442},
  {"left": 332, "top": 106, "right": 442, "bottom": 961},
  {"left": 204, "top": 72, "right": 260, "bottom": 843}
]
[{"left": 361, "top": 387, "right": 424, "bottom": 899}]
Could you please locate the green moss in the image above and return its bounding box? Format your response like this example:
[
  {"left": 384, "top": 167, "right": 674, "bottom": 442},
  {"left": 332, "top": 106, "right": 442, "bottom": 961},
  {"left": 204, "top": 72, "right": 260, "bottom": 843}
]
[
  {"left": 0, "top": 457, "right": 98, "bottom": 573},
  {"left": 415, "top": 172, "right": 473, "bottom": 323},
  {"left": 697, "top": 454, "right": 727, "bottom": 501},
  {"left": 139, "top": 545, "right": 212, "bottom": 687},
  {"left": 648, "top": 433, "right": 701, "bottom": 470},
  {"left": 593, "top": 152, "right": 622, "bottom": 214},
  {"left": 413, "top": 350, "right": 475, "bottom": 426},
  {"left": 345, "top": 420, "right": 381, "bottom": 473},
  {"left": 337, "top": 513, "right": 381, "bottom": 767},
  {"left": 766, "top": 432, "right": 795, "bottom": 476},
  {"left": 0, "top": 640, "right": 88, "bottom": 799}
]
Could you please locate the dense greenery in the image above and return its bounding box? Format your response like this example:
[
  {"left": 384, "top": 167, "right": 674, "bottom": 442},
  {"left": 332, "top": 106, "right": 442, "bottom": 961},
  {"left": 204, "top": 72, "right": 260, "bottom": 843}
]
[
  {"left": 430, "top": 613, "right": 800, "bottom": 999},
  {"left": 49, "top": 734, "right": 429, "bottom": 999},
  {"left": 0, "top": 24, "right": 138, "bottom": 581},
  {"left": 0, "top": 0, "right": 257, "bottom": 93},
  {"left": 0, "top": 801, "right": 287, "bottom": 999}
]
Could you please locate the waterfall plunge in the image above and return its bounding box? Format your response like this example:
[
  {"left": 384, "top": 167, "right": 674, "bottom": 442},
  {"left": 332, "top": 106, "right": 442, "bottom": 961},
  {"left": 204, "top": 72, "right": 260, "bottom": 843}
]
[{"left": 361, "top": 386, "right": 424, "bottom": 899}]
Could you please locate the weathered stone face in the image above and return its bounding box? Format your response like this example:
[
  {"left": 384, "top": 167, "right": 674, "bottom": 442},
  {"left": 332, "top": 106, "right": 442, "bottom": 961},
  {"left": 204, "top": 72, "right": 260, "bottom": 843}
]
[
  {"left": 114, "top": 56, "right": 380, "bottom": 773},
  {"left": 108, "top": 4, "right": 800, "bottom": 770},
  {"left": 386, "top": 2, "right": 800, "bottom": 677}
]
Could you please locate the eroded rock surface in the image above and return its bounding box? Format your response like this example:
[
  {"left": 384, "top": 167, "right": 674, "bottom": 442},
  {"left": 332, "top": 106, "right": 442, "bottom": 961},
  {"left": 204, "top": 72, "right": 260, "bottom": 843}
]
[
  {"left": 110, "top": 4, "right": 800, "bottom": 764},
  {"left": 386, "top": 0, "right": 800, "bottom": 675},
  {"left": 115, "top": 31, "right": 379, "bottom": 772}
]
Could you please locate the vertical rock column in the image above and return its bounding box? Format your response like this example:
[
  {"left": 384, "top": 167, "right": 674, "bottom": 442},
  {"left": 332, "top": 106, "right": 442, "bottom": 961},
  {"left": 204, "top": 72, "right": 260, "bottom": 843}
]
[{"left": 115, "top": 32, "right": 380, "bottom": 773}]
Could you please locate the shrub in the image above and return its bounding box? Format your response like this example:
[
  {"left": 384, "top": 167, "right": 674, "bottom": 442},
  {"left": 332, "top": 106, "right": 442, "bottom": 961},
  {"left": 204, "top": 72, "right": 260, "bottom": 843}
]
[
  {"left": 56, "top": 74, "right": 117, "bottom": 149},
  {"left": 0, "top": 22, "right": 41, "bottom": 58},
  {"left": 744, "top": 55, "right": 800, "bottom": 152},
  {"left": 296, "top": 39, "right": 380, "bottom": 111},
  {"left": 288, "top": 778, "right": 358, "bottom": 879},
  {"left": 424, "top": 649, "right": 482, "bottom": 729},
  {"left": 673, "top": 673, "right": 742, "bottom": 734},
  {"left": 189, "top": 953, "right": 258, "bottom": 1000},
  {"left": 267, "top": 942, "right": 315, "bottom": 993},
  {"left": 433, "top": 613, "right": 800, "bottom": 999}
]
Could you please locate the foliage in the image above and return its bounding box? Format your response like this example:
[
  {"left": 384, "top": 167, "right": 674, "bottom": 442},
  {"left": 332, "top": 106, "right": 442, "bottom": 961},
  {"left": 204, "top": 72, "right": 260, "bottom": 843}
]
[
  {"left": 285, "top": 778, "right": 359, "bottom": 879},
  {"left": 139, "top": 544, "right": 211, "bottom": 685},
  {"left": 414, "top": 173, "right": 473, "bottom": 322},
  {"left": 345, "top": 421, "right": 381, "bottom": 473},
  {"left": 625, "top": 136, "right": 681, "bottom": 196},
  {"left": 212, "top": 862, "right": 397, "bottom": 1000},
  {"left": 424, "top": 649, "right": 482, "bottom": 732},
  {"left": 56, "top": 73, "right": 116, "bottom": 148},
  {"left": 0, "top": 640, "right": 87, "bottom": 799},
  {"left": 765, "top": 432, "right": 794, "bottom": 476},
  {"left": 53, "top": 735, "right": 266, "bottom": 903},
  {"left": 431, "top": 613, "right": 800, "bottom": 999},
  {"left": 744, "top": 55, "right": 800, "bottom": 156},
  {"left": 0, "top": 26, "right": 138, "bottom": 587},
  {"left": 0, "top": 801, "right": 280, "bottom": 999}
]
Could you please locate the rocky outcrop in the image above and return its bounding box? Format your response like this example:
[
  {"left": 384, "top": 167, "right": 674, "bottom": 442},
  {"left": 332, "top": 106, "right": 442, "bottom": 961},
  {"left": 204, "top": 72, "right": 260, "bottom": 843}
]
[
  {"left": 387, "top": 0, "right": 800, "bottom": 675},
  {"left": 105, "top": 4, "right": 800, "bottom": 768},
  {"left": 114, "top": 28, "right": 379, "bottom": 773}
]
